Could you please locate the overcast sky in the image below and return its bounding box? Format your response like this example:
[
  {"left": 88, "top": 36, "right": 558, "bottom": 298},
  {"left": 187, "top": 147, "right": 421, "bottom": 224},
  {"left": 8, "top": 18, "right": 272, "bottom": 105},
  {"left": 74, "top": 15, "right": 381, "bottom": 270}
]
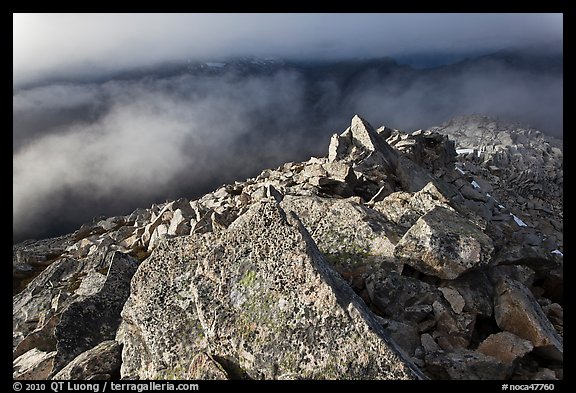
[{"left": 13, "top": 13, "right": 562, "bottom": 86}]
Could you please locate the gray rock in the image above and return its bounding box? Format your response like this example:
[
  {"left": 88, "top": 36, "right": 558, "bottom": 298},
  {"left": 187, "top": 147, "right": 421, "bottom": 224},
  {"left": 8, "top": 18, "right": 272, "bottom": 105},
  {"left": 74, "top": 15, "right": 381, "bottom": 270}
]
[
  {"left": 280, "top": 195, "right": 399, "bottom": 268},
  {"left": 52, "top": 252, "right": 139, "bottom": 373},
  {"left": 438, "top": 287, "right": 465, "bottom": 314},
  {"left": 477, "top": 332, "right": 533, "bottom": 365},
  {"left": 383, "top": 320, "right": 420, "bottom": 357},
  {"left": 493, "top": 246, "right": 561, "bottom": 274},
  {"left": 420, "top": 333, "right": 440, "bottom": 353},
  {"left": 119, "top": 201, "right": 424, "bottom": 380},
  {"left": 167, "top": 209, "right": 191, "bottom": 236},
  {"left": 431, "top": 301, "right": 476, "bottom": 351},
  {"left": 266, "top": 184, "right": 283, "bottom": 203},
  {"left": 395, "top": 206, "right": 494, "bottom": 279},
  {"left": 373, "top": 182, "right": 454, "bottom": 229},
  {"left": 532, "top": 368, "right": 558, "bottom": 380},
  {"left": 52, "top": 340, "right": 121, "bottom": 380},
  {"left": 328, "top": 130, "right": 351, "bottom": 162},
  {"left": 365, "top": 271, "right": 440, "bottom": 322},
  {"left": 147, "top": 223, "right": 168, "bottom": 251},
  {"left": 442, "top": 271, "right": 494, "bottom": 317},
  {"left": 494, "top": 279, "right": 563, "bottom": 362},
  {"left": 11, "top": 114, "right": 563, "bottom": 381},
  {"left": 425, "top": 349, "right": 510, "bottom": 380},
  {"left": 13, "top": 235, "right": 74, "bottom": 295},
  {"left": 186, "top": 352, "right": 229, "bottom": 380},
  {"left": 489, "top": 265, "right": 535, "bottom": 287},
  {"left": 13, "top": 348, "right": 56, "bottom": 380},
  {"left": 460, "top": 184, "right": 488, "bottom": 202}
]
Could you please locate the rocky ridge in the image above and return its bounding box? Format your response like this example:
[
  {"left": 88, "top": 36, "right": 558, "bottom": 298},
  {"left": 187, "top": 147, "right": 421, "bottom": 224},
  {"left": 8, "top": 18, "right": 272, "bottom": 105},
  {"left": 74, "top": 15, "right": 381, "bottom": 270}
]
[{"left": 13, "top": 115, "right": 563, "bottom": 380}]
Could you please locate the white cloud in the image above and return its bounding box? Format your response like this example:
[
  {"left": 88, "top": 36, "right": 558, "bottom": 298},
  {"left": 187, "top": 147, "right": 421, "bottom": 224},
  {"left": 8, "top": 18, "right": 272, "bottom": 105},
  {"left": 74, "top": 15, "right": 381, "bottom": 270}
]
[{"left": 13, "top": 13, "right": 562, "bottom": 86}]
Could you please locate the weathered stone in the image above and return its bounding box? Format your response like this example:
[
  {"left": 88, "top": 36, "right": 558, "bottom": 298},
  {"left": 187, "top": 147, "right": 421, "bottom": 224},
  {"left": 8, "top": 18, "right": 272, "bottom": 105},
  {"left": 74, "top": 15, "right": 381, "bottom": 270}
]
[
  {"left": 373, "top": 182, "right": 454, "bottom": 230},
  {"left": 250, "top": 186, "right": 267, "bottom": 202},
  {"left": 489, "top": 264, "right": 535, "bottom": 287},
  {"left": 395, "top": 206, "right": 494, "bottom": 279},
  {"left": 542, "top": 266, "right": 563, "bottom": 305},
  {"left": 494, "top": 279, "right": 563, "bottom": 362},
  {"left": 328, "top": 130, "right": 351, "bottom": 162},
  {"left": 52, "top": 252, "right": 139, "bottom": 373},
  {"left": 383, "top": 320, "right": 420, "bottom": 357},
  {"left": 431, "top": 301, "right": 476, "bottom": 351},
  {"left": 425, "top": 349, "right": 510, "bottom": 380},
  {"left": 12, "top": 114, "right": 563, "bottom": 381},
  {"left": 52, "top": 340, "right": 122, "bottom": 380},
  {"left": 266, "top": 184, "right": 283, "bottom": 203},
  {"left": 280, "top": 195, "right": 400, "bottom": 269},
  {"left": 477, "top": 332, "right": 533, "bottom": 365},
  {"left": 186, "top": 353, "right": 229, "bottom": 380},
  {"left": 532, "top": 368, "right": 558, "bottom": 380},
  {"left": 13, "top": 315, "right": 59, "bottom": 360},
  {"left": 13, "top": 257, "right": 86, "bottom": 351},
  {"left": 542, "top": 303, "right": 563, "bottom": 333},
  {"left": 350, "top": 115, "right": 388, "bottom": 155},
  {"left": 420, "top": 333, "right": 440, "bottom": 354},
  {"left": 167, "top": 209, "right": 191, "bottom": 236},
  {"left": 443, "top": 271, "right": 494, "bottom": 317},
  {"left": 191, "top": 209, "right": 213, "bottom": 235},
  {"left": 365, "top": 271, "right": 441, "bottom": 322},
  {"left": 438, "top": 287, "right": 465, "bottom": 314},
  {"left": 148, "top": 223, "right": 168, "bottom": 251},
  {"left": 460, "top": 184, "right": 488, "bottom": 202},
  {"left": 13, "top": 348, "right": 56, "bottom": 380},
  {"left": 493, "top": 246, "right": 561, "bottom": 274},
  {"left": 119, "top": 201, "right": 424, "bottom": 380}
]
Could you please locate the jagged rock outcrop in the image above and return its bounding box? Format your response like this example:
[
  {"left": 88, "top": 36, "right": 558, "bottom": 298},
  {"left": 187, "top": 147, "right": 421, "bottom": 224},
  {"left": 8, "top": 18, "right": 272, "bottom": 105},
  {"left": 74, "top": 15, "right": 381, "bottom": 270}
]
[
  {"left": 119, "top": 201, "right": 423, "bottom": 379},
  {"left": 13, "top": 114, "right": 563, "bottom": 380}
]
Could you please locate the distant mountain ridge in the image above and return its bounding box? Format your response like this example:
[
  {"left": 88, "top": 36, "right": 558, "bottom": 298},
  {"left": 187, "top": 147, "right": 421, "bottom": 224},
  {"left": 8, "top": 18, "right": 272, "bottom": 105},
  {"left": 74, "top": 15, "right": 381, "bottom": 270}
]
[{"left": 14, "top": 44, "right": 562, "bottom": 91}]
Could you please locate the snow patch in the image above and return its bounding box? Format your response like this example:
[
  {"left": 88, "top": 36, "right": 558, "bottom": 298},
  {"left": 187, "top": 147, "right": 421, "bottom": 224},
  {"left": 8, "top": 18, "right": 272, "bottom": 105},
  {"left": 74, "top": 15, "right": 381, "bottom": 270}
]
[
  {"left": 551, "top": 249, "right": 563, "bottom": 257},
  {"left": 456, "top": 167, "right": 465, "bottom": 175},
  {"left": 471, "top": 180, "right": 480, "bottom": 189},
  {"left": 510, "top": 213, "right": 528, "bottom": 227},
  {"left": 456, "top": 148, "right": 474, "bottom": 155},
  {"left": 498, "top": 204, "right": 505, "bottom": 209}
]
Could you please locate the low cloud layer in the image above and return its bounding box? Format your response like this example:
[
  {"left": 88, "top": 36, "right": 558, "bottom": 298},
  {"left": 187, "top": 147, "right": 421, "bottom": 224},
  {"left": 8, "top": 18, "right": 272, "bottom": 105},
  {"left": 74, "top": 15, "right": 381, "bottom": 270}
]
[
  {"left": 13, "top": 13, "right": 562, "bottom": 87},
  {"left": 13, "top": 55, "right": 562, "bottom": 242}
]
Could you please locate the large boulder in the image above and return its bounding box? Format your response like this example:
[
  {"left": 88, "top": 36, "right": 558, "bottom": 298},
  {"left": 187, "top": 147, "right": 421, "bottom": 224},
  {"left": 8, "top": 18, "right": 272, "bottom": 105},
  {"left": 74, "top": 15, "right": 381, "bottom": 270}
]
[
  {"left": 53, "top": 252, "right": 138, "bottom": 372},
  {"left": 477, "top": 332, "right": 533, "bottom": 366},
  {"left": 13, "top": 251, "right": 138, "bottom": 379},
  {"left": 52, "top": 340, "right": 122, "bottom": 380},
  {"left": 373, "top": 182, "right": 454, "bottom": 230},
  {"left": 395, "top": 206, "right": 494, "bottom": 279},
  {"left": 494, "top": 279, "right": 563, "bottom": 363},
  {"left": 119, "top": 201, "right": 424, "bottom": 380},
  {"left": 13, "top": 348, "right": 56, "bottom": 380},
  {"left": 280, "top": 195, "right": 400, "bottom": 267}
]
